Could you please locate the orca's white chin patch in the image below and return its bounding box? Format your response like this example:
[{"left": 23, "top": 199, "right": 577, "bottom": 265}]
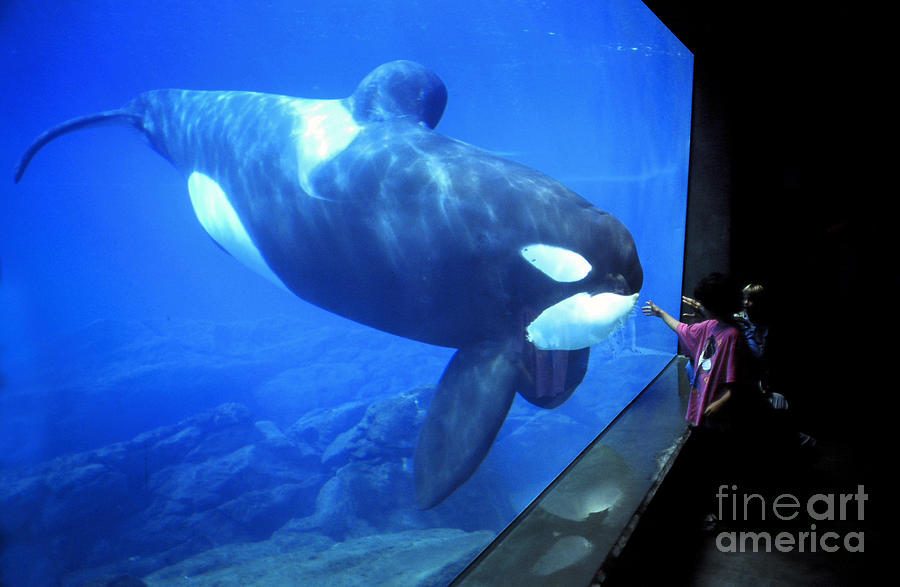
[
  {"left": 526, "top": 292, "right": 639, "bottom": 351},
  {"left": 187, "top": 171, "right": 288, "bottom": 291}
]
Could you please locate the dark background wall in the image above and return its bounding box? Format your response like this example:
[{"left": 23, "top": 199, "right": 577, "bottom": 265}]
[{"left": 643, "top": 1, "right": 879, "bottom": 449}]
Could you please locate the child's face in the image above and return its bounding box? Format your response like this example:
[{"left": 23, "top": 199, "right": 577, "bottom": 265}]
[{"left": 743, "top": 294, "right": 757, "bottom": 319}]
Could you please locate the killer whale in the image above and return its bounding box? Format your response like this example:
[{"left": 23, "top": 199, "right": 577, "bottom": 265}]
[{"left": 15, "top": 60, "right": 643, "bottom": 509}]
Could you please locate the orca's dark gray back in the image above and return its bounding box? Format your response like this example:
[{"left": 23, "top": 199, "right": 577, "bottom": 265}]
[{"left": 126, "top": 90, "right": 301, "bottom": 178}]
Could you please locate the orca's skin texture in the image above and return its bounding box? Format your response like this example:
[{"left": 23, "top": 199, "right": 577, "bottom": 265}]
[{"left": 15, "top": 61, "right": 642, "bottom": 509}]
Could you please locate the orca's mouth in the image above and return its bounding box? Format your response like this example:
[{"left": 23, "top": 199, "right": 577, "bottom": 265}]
[
  {"left": 525, "top": 290, "right": 639, "bottom": 351},
  {"left": 591, "top": 271, "right": 640, "bottom": 297}
]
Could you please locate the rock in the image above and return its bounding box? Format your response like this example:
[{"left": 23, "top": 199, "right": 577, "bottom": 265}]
[
  {"left": 141, "top": 528, "right": 495, "bottom": 586},
  {"left": 321, "top": 387, "right": 432, "bottom": 467},
  {"left": 1, "top": 377, "right": 511, "bottom": 587},
  {"left": 285, "top": 401, "right": 369, "bottom": 453},
  {"left": 284, "top": 387, "right": 441, "bottom": 539},
  {"left": 0, "top": 403, "right": 328, "bottom": 587}
]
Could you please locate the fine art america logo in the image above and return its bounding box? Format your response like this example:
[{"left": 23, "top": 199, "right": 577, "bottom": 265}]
[{"left": 715, "top": 485, "right": 867, "bottom": 553}]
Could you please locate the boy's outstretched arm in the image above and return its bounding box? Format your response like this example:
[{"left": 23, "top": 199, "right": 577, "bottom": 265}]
[{"left": 642, "top": 300, "right": 681, "bottom": 333}]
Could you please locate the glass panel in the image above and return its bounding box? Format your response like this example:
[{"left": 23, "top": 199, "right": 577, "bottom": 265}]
[{"left": 0, "top": 1, "right": 691, "bottom": 584}]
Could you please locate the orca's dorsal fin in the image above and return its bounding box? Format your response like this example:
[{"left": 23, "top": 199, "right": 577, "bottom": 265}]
[{"left": 349, "top": 60, "right": 447, "bottom": 129}]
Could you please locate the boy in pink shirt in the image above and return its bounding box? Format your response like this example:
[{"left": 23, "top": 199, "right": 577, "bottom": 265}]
[{"left": 642, "top": 273, "right": 742, "bottom": 427}]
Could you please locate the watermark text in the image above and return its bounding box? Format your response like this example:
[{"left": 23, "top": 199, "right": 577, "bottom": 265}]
[{"left": 714, "top": 485, "right": 866, "bottom": 553}]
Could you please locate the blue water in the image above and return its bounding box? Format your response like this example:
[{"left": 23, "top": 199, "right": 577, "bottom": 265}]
[{"left": 0, "top": 1, "right": 692, "bottom": 584}]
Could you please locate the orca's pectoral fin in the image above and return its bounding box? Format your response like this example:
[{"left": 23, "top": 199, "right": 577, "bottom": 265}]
[{"left": 414, "top": 341, "right": 521, "bottom": 509}]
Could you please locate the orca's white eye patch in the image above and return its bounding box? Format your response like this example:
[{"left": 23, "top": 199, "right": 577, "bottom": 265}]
[{"left": 520, "top": 244, "right": 592, "bottom": 282}]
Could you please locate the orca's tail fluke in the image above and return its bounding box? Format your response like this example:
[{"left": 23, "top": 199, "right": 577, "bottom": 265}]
[{"left": 14, "top": 110, "right": 143, "bottom": 183}]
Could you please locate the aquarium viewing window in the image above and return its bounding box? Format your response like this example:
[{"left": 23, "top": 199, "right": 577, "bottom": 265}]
[{"left": 0, "top": 1, "right": 692, "bottom": 585}]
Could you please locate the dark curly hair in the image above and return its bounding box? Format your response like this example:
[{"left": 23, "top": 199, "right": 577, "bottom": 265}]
[{"left": 693, "top": 272, "right": 740, "bottom": 321}]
